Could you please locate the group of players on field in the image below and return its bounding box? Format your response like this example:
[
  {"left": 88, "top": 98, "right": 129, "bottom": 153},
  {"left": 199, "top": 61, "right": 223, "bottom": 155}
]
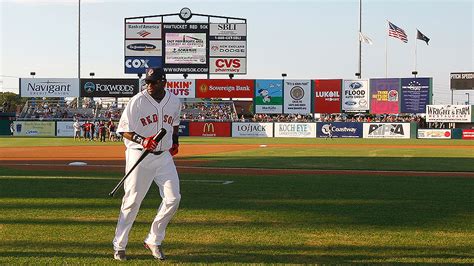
[{"left": 73, "top": 118, "right": 119, "bottom": 142}]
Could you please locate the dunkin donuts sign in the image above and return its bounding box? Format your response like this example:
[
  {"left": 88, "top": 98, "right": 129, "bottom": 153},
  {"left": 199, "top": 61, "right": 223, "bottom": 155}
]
[{"left": 164, "top": 79, "right": 196, "bottom": 98}]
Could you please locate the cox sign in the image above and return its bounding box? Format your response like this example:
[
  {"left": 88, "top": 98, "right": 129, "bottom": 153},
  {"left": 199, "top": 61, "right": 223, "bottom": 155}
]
[{"left": 124, "top": 56, "right": 162, "bottom": 74}]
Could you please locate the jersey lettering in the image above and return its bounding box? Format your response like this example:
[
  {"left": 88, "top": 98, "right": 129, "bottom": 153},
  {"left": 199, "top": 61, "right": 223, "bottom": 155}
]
[
  {"left": 163, "top": 114, "right": 174, "bottom": 125},
  {"left": 140, "top": 114, "right": 160, "bottom": 126}
]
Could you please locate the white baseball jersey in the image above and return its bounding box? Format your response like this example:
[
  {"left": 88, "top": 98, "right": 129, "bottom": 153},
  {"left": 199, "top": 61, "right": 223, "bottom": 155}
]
[{"left": 117, "top": 90, "right": 181, "bottom": 151}]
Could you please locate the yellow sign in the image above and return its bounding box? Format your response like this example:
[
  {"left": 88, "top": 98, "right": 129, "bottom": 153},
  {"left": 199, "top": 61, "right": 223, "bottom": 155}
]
[{"left": 13, "top": 121, "right": 55, "bottom": 136}]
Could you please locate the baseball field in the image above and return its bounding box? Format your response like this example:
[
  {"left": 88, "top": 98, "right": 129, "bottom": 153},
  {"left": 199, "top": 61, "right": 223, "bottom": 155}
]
[{"left": 0, "top": 137, "right": 473, "bottom": 264}]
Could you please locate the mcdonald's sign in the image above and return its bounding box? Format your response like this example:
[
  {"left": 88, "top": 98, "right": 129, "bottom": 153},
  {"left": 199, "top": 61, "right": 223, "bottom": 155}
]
[{"left": 189, "top": 122, "right": 231, "bottom": 137}]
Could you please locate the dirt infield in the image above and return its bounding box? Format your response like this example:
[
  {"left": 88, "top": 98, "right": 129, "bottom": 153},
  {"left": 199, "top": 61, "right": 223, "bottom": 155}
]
[{"left": 1, "top": 144, "right": 473, "bottom": 177}]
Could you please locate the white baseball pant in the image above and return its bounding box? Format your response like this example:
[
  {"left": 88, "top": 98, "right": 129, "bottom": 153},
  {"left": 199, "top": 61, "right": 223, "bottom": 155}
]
[{"left": 113, "top": 149, "right": 181, "bottom": 251}]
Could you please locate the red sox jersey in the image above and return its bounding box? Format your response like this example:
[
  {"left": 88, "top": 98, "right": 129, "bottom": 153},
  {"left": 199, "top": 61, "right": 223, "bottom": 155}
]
[{"left": 117, "top": 90, "right": 181, "bottom": 151}]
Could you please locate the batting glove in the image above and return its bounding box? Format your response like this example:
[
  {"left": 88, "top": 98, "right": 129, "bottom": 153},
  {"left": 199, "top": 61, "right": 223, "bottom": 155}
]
[
  {"left": 142, "top": 136, "right": 158, "bottom": 151},
  {"left": 169, "top": 144, "right": 179, "bottom": 156}
]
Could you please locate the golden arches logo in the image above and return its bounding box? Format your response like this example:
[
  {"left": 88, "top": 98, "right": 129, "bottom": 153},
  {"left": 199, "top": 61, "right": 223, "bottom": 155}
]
[{"left": 203, "top": 123, "right": 215, "bottom": 133}]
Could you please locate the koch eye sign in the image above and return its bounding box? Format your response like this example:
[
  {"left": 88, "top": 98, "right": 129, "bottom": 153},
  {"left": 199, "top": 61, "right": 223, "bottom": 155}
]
[{"left": 124, "top": 56, "right": 162, "bottom": 74}]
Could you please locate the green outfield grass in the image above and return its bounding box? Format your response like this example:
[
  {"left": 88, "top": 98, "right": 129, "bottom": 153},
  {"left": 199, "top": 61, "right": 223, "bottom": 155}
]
[{"left": 0, "top": 137, "right": 473, "bottom": 264}]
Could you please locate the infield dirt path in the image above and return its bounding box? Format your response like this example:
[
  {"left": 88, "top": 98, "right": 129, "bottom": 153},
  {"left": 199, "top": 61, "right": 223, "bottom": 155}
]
[{"left": 0, "top": 144, "right": 473, "bottom": 177}]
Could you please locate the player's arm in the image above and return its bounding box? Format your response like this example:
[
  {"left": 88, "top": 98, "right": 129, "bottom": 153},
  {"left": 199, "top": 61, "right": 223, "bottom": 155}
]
[
  {"left": 121, "top": 132, "right": 158, "bottom": 151},
  {"left": 169, "top": 126, "right": 179, "bottom": 156}
]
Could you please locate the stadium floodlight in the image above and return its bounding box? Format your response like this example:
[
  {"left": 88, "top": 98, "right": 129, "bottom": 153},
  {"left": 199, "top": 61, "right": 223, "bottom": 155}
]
[
  {"left": 89, "top": 72, "right": 95, "bottom": 78},
  {"left": 281, "top": 73, "right": 287, "bottom": 80},
  {"left": 466, "top": 93, "right": 470, "bottom": 105},
  {"left": 412, "top": 71, "right": 418, "bottom": 77},
  {"left": 355, "top": 72, "right": 361, "bottom": 79},
  {"left": 30, "top": 72, "right": 36, "bottom": 78},
  {"left": 229, "top": 74, "right": 234, "bottom": 79},
  {"left": 183, "top": 73, "right": 188, "bottom": 79},
  {"left": 137, "top": 73, "right": 143, "bottom": 79}
]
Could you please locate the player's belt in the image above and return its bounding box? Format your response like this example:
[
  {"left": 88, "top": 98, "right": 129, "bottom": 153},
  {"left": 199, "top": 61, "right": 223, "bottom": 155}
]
[{"left": 134, "top": 148, "right": 165, "bottom": 155}]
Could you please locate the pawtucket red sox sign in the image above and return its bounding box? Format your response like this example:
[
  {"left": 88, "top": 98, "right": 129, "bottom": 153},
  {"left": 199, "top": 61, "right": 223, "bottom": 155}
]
[
  {"left": 314, "top": 79, "right": 342, "bottom": 113},
  {"left": 195, "top": 79, "right": 254, "bottom": 98},
  {"left": 189, "top": 122, "right": 231, "bottom": 137}
]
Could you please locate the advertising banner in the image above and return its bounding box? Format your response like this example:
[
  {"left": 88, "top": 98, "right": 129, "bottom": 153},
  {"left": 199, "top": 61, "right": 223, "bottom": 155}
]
[
  {"left": 417, "top": 129, "right": 451, "bottom": 139},
  {"left": 426, "top": 105, "right": 471, "bottom": 122},
  {"left": 12, "top": 121, "right": 55, "bottom": 136},
  {"left": 209, "top": 58, "right": 246, "bottom": 74},
  {"left": 80, "top": 79, "right": 139, "bottom": 98},
  {"left": 363, "top": 123, "right": 411, "bottom": 139},
  {"left": 209, "top": 41, "right": 246, "bottom": 57},
  {"left": 162, "top": 23, "right": 209, "bottom": 74},
  {"left": 189, "top": 122, "right": 231, "bottom": 137},
  {"left": 314, "top": 79, "right": 341, "bottom": 113},
  {"left": 400, "top": 78, "right": 431, "bottom": 113},
  {"left": 283, "top": 80, "right": 312, "bottom": 114},
  {"left": 342, "top": 80, "right": 369, "bottom": 112},
  {"left": 370, "top": 78, "right": 400, "bottom": 114},
  {"left": 124, "top": 56, "right": 162, "bottom": 74},
  {"left": 20, "top": 78, "right": 79, "bottom": 97},
  {"left": 254, "top": 79, "right": 283, "bottom": 114},
  {"left": 196, "top": 79, "right": 254, "bottom": 98},
  {"left": 178, "top": 121, "right": 189, "bottom": 136},
  {"left": 125, "top": 40, "right": 162, "bottom": 56},
  {"left": 316, "top": 122, "right": 362, "bottom": 138},
  {"left": 210, "top": 23, "right": 247, "bottom": 38},
  {"left": 125, "top": 22, "right": 162, "bottom": 39},
  {"left": 232, "top": 122, "right": 273, "bottom": 137},
  {"left": 274, "top": 123, "right": 316, "bottom": 138},
  {"left": 451, "top": 72, "right": 474, "bottom": 90},
  {"left": 462, "top": 129, "right": 474, "bottom": 139},
  {"left": 165, "top": 79, "right": 196, "bottom": 98},
  {"left": 56, "top": 121, "right": 75, "bottom": 137}
]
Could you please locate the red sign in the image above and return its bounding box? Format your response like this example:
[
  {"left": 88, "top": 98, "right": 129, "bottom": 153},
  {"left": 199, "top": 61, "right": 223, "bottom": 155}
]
[
  {"left": 314, "top": 79, "right": 342, "bottom": 113},
  {"left": 462, "top": 129, "right": 474, "bottom": 139},
  {"left": 195, "top": 79, "right": 254, "bottom": 98},
  {"left": 189, "top": 122, "right": 231, "bottom": 137}
]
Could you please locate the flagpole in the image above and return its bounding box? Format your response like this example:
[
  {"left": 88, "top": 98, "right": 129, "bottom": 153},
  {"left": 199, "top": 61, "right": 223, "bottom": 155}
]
[
  {"left": 385, "top": 21, "right": 388, "bottom": 78},
  {"left": 358, "top": 0, "right": 362, "bottom": 78},
  {"left": 414, "top": 29, "right": 418, "bottom": 73}
]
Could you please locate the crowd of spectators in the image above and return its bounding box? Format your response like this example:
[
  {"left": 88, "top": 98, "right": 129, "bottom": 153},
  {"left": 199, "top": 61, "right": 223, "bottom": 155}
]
[
  {"left": 181, "top": 101, "right": 237, "bottom": 121},
  {"left": 16, "top": 99, "right": 429, "bottom": 128}
]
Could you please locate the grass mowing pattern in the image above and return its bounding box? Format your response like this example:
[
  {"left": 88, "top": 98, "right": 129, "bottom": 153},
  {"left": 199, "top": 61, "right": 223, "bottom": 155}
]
[
  {"left": 0, "top": 170, "right": 473, "bottom": 264},
  {"left": 0, "top": 137, "right": 473, "bottom": 263}
]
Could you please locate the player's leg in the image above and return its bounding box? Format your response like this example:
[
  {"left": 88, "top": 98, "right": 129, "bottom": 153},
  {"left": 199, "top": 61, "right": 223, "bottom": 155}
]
[
  {"left": 113, "top": 149, "right": 155, "bottom": 251},
  {"left": 144, "top": 153, "right": 181, "bottom": 246}
]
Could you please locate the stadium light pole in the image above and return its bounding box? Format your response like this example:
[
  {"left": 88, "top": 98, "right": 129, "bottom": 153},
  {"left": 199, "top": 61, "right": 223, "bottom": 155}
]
[
  {"left": 412, "top": 71, "right": 418, "bottom": 78},
  {"left": 89, "top": 72, "right": 95, "bottom": 78},
  {"left": 281, "top": 73, "right": 287, "bottom": 81},
  {"left": 30, "top": 72, "right": 36, "bottom": 78},
  {"left": 183, "top": 73, "right": 188, "bottom": 79},
  {"left": 229, "top": 74, "right": 234, "bottom": 79},
  {"left": 466, "top": 93, "right": 470, "bottom": 105}
]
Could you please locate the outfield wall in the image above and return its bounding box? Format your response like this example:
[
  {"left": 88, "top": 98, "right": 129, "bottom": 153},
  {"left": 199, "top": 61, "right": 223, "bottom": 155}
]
[{"left": 10, "top": 121, "right": 473, "bottom": 139}]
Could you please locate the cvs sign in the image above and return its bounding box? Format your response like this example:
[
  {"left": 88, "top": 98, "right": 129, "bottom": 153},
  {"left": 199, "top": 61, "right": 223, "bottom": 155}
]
[{"left": 210, "top": 58, "right": 246, "bottom": 74}]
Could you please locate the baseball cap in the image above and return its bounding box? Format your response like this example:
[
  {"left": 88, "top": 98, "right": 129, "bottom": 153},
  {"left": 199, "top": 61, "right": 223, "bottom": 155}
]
[{"left": 144, "top": 67, "right": 166, "bottom": 82}]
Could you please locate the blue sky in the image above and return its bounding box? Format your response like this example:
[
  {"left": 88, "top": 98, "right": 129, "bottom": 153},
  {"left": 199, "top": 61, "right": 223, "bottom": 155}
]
[{"left": 0, "top": 0, "right": 472, "bottom": 104}]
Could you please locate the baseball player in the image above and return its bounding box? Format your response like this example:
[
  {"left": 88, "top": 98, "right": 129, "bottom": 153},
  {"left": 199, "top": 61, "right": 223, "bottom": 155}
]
[{"left": 113, "top": 67, "right": 181, "bottom": 261}]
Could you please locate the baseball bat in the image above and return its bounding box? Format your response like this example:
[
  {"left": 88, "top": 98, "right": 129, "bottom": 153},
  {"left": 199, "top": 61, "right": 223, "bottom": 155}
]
[{"left": 109, "top": 128, "right": 167, "bottom": 197}]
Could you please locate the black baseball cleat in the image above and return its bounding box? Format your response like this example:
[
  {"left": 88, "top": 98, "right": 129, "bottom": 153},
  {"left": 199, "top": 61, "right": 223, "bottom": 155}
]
[
  {"left": 144, "top": 242, "right": 166, "bottom": 260},
  {"left": 113, "top": 250, "right": 127, "bottom": 261}
]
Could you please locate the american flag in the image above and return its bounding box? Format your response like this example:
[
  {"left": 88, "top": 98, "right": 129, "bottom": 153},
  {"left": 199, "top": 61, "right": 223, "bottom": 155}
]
[{"left": 388, "top": 21, "right": 408, "bottom": 43}]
